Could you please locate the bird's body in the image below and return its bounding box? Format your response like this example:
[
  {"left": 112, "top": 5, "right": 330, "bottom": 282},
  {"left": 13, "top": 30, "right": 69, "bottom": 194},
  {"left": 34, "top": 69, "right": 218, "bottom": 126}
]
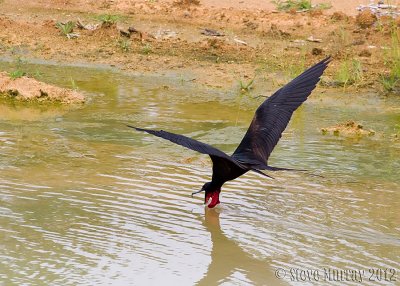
[{"left": 129, "top": 57, "right": 331, "bottom": 208}]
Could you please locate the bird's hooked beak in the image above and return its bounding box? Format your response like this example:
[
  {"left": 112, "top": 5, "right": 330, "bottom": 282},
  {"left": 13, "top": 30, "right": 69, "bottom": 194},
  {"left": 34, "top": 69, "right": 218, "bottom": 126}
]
[{"left": 191, "top": 188, "right": 205, "bottom": 197}]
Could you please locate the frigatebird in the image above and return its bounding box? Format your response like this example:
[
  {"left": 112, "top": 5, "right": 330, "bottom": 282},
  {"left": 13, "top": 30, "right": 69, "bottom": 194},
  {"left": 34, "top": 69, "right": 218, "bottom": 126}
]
[{"left": 128, "top": 56, "right": 330, "bottom": 208}]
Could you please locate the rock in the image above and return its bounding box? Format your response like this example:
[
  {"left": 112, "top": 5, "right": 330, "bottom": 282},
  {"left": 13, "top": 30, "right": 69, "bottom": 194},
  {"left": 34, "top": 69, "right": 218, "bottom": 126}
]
[
  {"left": 351, "top": 39, "right": 365, "bottom": 46},
  {"left": 244, "top": 21, "right": 259, "bottom": 30},
  {"left": 359, "top": 49, "right": 372, "bottom": 57},
  {"left": 356, "top": 3, "right": 399, "bottom": 18},
  {"left": 118, "top": 26, "right": 142, "bottom": 38},
  {"left": 233, "top": 37, "right": 247, "bottom": 45},
  {"left": 76, "top": 19, "right": 99, "bottom": 31},
  {"left": 128, "top": 26, "right": 139, "bottom": 34},
  {"left": 269, "top": 24, "right": 291, "bottom": 38},
  {"left": 66, "top": 33, "right": 80, "bottom": 39},
  {"left": 119, "top": 27, "right": 131, "bottom": 37},
  {"left": 312, "top": 47, "right": 323, "bottom": 55},
  {"left": 201, "top": 28, "right": 224, "bottom": 37},
  {"left": 356, "top": 10, "right": 377, "bottom": 29},
  {"left": 306, "top": 35, "right": 323, "bottom": 43},
  {"left": 292, "top": 39, "right": 306, "bottom": 45},
  {"left": 155, "top": 29, "right": 178, "bottom": 39},
  {"left": 321, "top": 121, "right": 375, "bottom": 137},
  {"left": 331, "top": 11, "right": 348, "bottom": 21}
]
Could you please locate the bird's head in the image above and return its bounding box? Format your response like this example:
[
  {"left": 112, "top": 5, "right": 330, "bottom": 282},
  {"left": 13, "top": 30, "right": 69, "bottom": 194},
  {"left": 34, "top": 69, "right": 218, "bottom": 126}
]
[{"left": 201, "top": 182, "right": 221, "bottom": 208}]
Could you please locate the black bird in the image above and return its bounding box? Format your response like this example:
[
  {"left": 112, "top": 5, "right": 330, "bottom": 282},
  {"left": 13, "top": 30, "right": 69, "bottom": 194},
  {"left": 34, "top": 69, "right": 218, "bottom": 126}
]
[{"left": 128, "top": 57, "right": 331, "bottom": 208}]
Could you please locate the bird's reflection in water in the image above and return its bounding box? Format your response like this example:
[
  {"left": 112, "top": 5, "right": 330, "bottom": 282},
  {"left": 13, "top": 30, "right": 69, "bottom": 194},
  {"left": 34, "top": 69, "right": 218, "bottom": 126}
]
[{"left": 196, "top": 208, "right": 288, "bottom": 286}]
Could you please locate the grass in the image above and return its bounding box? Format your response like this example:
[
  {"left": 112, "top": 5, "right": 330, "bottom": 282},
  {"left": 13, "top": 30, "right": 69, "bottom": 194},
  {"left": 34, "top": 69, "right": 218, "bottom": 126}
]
[
  {"left": 380, "top": 75, "right": 399, "bottom": 92},
  {"left": 96, "top": 14, "right": 121, "bottom": 27},
  {"left": 9, "top": 70, "right": 26, "bottom": 79},
  {"left": 239, "top": 77, "right": 255, "bottom": 93},
  {"left": 338, "top": 27, "right": 350, "bottom": 46},
  {"left": 257, "top": 54, "right": 307, "bottom": 88},
  {"left": 286, "top": 60, "right": 305, "bottom": 79},
  {"left": 282, "top": 50, "right": 306, "bottom": 80},
  {"left": 56, "top": 21, "right": 75, "bottom": 37},
  {"left": 117, "top": 38, "right": 131, "bottom": 52},
  {"left": 6, "top": 57, "right": 44, "bottom": 81},
  {"left": 141, "top": 43, "right": 152, "bottom": 55},
  {"left": 272, "top": 0, "right": 331, "bottom": 11},
  {"left": 273, "top": 0, "right": 311, "bottom": 11},
  {"left": 70, "top": 78, "right": 78, "bottom": 90},
  {"left": 380, "top": 28, "right": 400, "bottom": 93},
  {"left": 334, "top": 59, "right": 363, "bottom": 88},
  {"left": 8, "top": 57, "right": 27, "bottom": 79},
  {"left": 179, "top": 74, "right": 185, "bottom": 85}
]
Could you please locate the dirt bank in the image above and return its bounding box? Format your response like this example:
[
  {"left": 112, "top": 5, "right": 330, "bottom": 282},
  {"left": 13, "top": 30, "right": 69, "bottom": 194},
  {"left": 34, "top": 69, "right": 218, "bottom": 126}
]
[
  {"left": 0, "top": 0, "right": 399, "bottom": 94},
  {"left": 0, "top": 72, "right": 85, "bottom": 104},
  {"left": 321, "top": 120, "right": 376, "bottom": 136}
]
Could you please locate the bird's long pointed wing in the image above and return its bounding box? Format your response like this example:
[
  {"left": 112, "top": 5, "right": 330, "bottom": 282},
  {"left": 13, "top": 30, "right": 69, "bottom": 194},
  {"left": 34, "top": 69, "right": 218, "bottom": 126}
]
[
  {"left": 128, "top": 126, "right": 245, "bottom": 168},
  {"left": 232, "top": 56, "right": 331, "bottom": 166}
]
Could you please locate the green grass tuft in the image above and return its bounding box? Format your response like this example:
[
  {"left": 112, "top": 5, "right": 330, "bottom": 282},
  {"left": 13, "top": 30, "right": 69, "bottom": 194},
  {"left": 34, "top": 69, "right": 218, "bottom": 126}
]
[
  {"left": 56, "top": 21, "right": 75, "bottom": 36},
  {"left": 272, "top": 0, "right": 331, "bottom": 11},
  {"left": 380, "top": 28, "right": 400, "bottom": 93},
  {"left": 334, "top": 59, "right": 363, "bottom": 88},
  {"left": 8, "top": 56, "right": 27, "bottom": 80},
  {"left": 118, "top": 38, "right": 131, "bottom": 52},
  {"left": 239, "top": 77, "right": 255, "bottom": 93},
  {"left": 96, "top": 14, "right": 121, "bottom": 27},
  {"left": 9, "top": 70, "right": 26, "bottom": 79},
  {"left": 141, "top": 43, "right": 152, "bottom": 55}
]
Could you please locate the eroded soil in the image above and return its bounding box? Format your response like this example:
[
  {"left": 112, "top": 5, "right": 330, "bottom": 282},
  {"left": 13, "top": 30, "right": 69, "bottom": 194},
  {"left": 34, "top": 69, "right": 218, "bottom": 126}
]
[
  {"left": 0, "top": 0, "right": 399, "bottom": 94},
  {"left": 0, "top": 72, "right": 84, "bottom": 103}
]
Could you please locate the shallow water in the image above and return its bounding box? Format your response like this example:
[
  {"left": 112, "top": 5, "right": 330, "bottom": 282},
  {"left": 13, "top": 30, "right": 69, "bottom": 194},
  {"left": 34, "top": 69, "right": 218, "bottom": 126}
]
[{"left": 1, "top": 61, "right": 399, "bottom": 285}]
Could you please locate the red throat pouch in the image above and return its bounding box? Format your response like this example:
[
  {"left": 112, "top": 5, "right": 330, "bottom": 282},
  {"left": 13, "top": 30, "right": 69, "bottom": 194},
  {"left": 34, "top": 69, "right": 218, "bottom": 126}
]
[{"left": 205, "top": 191, "right": 220, "bottom": 208}]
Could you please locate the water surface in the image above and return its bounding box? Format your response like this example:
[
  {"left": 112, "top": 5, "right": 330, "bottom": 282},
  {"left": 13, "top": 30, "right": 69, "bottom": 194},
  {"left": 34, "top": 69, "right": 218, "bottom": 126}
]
[{"left": 1, "top": 62, "right": 399, "bottom": 285}]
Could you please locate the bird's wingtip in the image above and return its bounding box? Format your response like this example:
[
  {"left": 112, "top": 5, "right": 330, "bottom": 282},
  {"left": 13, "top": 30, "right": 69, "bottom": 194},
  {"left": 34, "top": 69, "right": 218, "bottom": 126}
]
[
  {"left": 323, "top": 55, "right": 332, "bottom": 65},
  {"left": 127, "top": 125, "right": 143, "bottom": 131}
]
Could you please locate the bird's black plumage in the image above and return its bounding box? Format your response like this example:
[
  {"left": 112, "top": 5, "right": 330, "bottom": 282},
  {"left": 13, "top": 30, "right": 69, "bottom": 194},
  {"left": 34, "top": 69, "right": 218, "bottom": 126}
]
[
  {"left": 128, "top": 56, "right": 331, "bottom": 208},
  {"left": 232, "top": 57, "right": 331, "bottom": 168}
]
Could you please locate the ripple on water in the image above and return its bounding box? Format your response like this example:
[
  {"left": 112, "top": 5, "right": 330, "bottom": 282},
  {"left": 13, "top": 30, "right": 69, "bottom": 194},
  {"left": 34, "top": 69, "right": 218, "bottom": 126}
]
[{"left": 1, "top": 63, "right": 399, "bottom": 285}]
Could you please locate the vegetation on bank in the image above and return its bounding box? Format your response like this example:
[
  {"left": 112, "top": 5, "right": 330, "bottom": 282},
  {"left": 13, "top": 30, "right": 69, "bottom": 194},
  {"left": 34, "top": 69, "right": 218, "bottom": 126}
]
[
  {"left": 0, "top": 1, "right": 399, "bottom": 96},
  {"left": 272, "top": 0, "right": 332, "bottom": 12},
  {"left": 380, "top": 29, "right": 400, "bottom": 93},
  {"left": 95, "top": 14, "right": 121, "bottom": 27}
]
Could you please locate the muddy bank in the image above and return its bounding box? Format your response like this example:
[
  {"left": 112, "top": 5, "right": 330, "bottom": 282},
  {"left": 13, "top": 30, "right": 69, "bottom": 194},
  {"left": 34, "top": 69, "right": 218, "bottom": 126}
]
[
  {"left": 0, "top": 72, "right": 85, "bottom": 104},
  {"left": 321, "top": 120, "right": 376, "bottom": 136},
  {"left": 0, "top": 0, "right": 399, "bottom": 94}
]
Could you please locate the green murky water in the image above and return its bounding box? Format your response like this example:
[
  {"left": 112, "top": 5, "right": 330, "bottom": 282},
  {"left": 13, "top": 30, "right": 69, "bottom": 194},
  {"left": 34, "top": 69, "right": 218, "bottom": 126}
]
[{"left": 1, "top": 61, "right": 399, "bottom": 285}]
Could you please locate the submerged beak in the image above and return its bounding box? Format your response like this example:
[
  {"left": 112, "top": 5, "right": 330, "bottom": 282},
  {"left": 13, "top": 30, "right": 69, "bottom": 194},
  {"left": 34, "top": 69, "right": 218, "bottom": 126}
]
[{"left": 191, "top": 188, "right": 205, "bottom": 197}]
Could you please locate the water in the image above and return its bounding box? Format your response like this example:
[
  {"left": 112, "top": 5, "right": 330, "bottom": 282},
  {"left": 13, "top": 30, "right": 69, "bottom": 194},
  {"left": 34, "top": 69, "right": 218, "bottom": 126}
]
[{"left": 1, "top": 62, "right": 399, "bottom": 285}]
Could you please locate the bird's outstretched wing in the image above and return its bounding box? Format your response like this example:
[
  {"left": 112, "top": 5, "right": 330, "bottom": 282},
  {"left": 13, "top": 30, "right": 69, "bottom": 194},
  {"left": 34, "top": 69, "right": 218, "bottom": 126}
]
[
  {"left": 232, "top": 56, "right": 331, "bottom": 167},
  {"left": 128, "top": 126, "right": 245, "bottom": 168}
]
